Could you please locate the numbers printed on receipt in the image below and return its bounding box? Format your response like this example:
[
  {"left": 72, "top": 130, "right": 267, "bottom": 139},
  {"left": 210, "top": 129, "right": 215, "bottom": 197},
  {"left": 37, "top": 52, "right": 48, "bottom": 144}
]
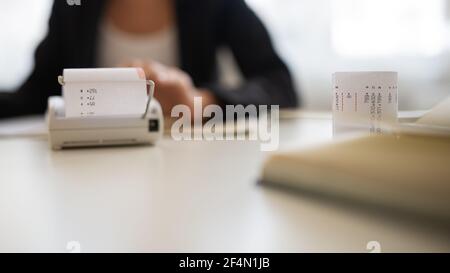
[
  {"left": 62, "top": 68, "right": 148, "bottom": 118},
  {"left": 79, "top": 88, "right": 98, "bottom": 116},
  {"left": 332, "top": 72, "right": 398, "bottom": 135}
]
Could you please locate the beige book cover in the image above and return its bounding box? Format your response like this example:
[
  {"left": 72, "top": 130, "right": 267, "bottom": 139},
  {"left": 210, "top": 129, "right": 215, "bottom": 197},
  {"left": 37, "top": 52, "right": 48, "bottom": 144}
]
[{"left": 260, "top": 97, "right": 450, "bottom": 223}]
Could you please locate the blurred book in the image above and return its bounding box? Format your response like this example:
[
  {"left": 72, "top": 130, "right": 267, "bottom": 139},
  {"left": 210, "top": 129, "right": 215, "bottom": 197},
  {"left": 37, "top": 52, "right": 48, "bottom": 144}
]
[
  {"left": 416, "top": 97, "right": 450, "bottom": 127},
  {"left": 260, "top": 97, "right": 450, "bottom": 224}
]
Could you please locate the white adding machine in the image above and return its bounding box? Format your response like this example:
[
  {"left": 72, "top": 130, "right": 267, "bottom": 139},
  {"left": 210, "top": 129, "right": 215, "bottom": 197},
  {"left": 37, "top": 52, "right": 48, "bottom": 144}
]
[{"left": 46, "top": 68, "right": 163, "bottom": 150}]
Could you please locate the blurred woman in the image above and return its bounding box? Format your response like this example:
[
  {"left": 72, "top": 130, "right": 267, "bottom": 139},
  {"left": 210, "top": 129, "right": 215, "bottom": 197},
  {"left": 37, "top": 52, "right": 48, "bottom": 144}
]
[{"left": 0, "top": 0, "right": 298, "bottom": 118}]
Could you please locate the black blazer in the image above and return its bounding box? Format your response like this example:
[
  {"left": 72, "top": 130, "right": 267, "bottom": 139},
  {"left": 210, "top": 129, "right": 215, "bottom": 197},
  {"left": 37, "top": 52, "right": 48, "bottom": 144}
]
[{"left": 0, "top": 0, "right": 298, "bottom": 118}]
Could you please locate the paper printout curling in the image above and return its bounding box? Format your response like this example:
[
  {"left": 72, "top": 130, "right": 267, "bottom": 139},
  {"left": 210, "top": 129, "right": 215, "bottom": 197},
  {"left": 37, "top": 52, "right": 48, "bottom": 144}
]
[{"left": 62, "top": 68, "right": 148, "bottom": 118}]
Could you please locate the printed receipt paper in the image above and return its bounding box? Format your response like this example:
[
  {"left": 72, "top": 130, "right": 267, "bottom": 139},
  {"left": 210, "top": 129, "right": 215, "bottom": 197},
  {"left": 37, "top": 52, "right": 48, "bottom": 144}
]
[
  {"left": 62, "top": 68, "right": 148, "bottom": 118},
  {"left": 332, "top": 72, "right": 398, "bottom": 134}
]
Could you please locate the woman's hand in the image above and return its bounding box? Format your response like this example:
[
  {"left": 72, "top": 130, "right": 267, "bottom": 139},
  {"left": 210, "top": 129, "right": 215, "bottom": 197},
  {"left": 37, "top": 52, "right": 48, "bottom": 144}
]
[{"left": 121, "top": 60, "right": 218, "bottom": 117}]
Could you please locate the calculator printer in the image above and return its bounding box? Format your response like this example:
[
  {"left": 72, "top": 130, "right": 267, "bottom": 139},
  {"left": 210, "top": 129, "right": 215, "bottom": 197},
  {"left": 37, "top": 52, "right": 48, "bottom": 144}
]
[
  {"left": 46, "top": 95, "right": 163, "bottom": 150},
  {"left": 46, "top": 68, "right": 163, "bottom": 150}
]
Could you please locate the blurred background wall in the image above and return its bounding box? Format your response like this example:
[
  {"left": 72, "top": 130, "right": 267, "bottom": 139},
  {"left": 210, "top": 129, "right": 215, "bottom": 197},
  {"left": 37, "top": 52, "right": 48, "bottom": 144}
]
[{"left": 1, "top": 0, "right": 449, "bottom": 110}]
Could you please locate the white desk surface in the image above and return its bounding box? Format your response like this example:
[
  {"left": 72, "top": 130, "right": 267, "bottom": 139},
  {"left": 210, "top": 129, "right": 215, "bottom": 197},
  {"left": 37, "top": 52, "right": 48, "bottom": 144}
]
[{"left": 0, "top": 112, "right": 449, "bottom": 252}]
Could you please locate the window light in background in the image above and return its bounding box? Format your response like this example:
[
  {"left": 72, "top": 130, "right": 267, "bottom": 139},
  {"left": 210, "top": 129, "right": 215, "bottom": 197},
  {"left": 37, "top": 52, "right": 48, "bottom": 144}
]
[
  {"left": 0, "top": 0, "right": 52, "bottom": 90},
  {"left": 331, "top": 0, "right": 448, "bottom": 57}
]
